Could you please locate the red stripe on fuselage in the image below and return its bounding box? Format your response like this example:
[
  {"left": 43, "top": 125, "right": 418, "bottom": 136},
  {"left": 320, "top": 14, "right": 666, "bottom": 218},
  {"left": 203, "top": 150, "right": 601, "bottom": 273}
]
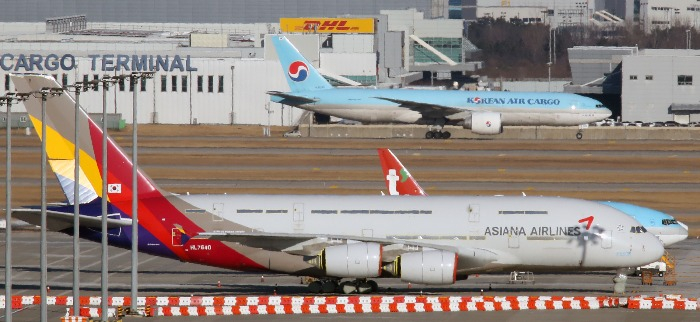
[{"left": 87, "top": 118, "right": 265, "bottom": 271}]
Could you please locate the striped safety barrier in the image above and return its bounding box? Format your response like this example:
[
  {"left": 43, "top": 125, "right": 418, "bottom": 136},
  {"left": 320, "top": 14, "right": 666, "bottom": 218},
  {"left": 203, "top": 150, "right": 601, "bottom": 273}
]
[{"left": 626, "top": 295, "right": 699, "bottom": 310}]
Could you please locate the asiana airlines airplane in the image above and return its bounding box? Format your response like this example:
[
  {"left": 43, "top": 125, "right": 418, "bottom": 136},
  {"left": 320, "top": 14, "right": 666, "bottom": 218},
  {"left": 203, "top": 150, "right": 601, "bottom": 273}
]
[{"left": 12, "top": 74, "right": 660, "bottom": 294}]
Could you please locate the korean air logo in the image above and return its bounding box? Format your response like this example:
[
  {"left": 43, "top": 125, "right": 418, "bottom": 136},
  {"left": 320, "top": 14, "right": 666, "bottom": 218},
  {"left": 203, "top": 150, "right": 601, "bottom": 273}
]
[
  {"left": 473, "top": 97, "right": 482, "bottom": 104},
  {"left": 288, "top": 61, "right": 308, "bottom": 82},
  {"left": 486, "top": 120, "right": 492, "bottom": 127}
]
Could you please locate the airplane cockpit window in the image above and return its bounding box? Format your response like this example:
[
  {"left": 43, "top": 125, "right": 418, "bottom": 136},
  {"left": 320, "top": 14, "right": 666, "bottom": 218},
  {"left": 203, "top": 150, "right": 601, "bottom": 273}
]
[
  {"left": 596, "top": 104, "right": 606, "bottom": 108},
  {"left": 662, "top": 219, "right": 678, "bottom": 225},
  {"left": 630, "top": 226, "right": 648, "bottom": 233}
]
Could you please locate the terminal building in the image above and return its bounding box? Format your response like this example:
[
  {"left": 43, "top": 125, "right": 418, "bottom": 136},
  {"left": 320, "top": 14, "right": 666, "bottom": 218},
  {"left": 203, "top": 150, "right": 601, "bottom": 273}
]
[{"left": 1, "top": 4, "right": 481, "bottom": 127}]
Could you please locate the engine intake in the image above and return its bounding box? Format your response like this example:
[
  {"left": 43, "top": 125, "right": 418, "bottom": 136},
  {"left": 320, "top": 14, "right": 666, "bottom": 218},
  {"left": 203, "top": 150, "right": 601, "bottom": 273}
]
[
  {"left": 309, "top": 242, "right": 382, "bottom": 278},
  {"left": 384, "top": 250, "right": 457, "bottom": 285},
  {"left": 463, "top": 112, "right": 503, "bottom": 135}
]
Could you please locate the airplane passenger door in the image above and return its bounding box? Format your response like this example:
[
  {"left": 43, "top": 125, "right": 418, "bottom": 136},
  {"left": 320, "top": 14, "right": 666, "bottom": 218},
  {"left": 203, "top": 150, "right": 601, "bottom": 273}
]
[
  {"left": 468, "top": 204, "right": 480, "bottom": 222},
  {"left": 172, "top": 228, "right": 183, "bottom": 246},
  {"left": 212, "top": 203, "right": 224, "bottom": 222},
  {"left": 601, "top": 231, "right": 612, "bottom": 249},
  {"left": 508, "top": 234, "right": 520, "bottom": 248},
  {"left": 293, "top": 203, "right": 305, "bottom": 232}
]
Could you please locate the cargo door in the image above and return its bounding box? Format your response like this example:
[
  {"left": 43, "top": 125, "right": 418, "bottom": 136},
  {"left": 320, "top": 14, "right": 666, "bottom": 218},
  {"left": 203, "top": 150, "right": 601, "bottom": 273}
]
[
  {"left": 212, "top": 203, "right": 224, "bottom": 221},
  {"left": 172, "top": 228, "right": 183, "bottom": 246},
  {"left": 468, "top": 204, "right": 480, "bottom": 222},
  {"left": 601, "top": 231, "right": 612, "bottom": 249},
  {"left": 508, "top": 234, "right": 520, "bottom": 248}
]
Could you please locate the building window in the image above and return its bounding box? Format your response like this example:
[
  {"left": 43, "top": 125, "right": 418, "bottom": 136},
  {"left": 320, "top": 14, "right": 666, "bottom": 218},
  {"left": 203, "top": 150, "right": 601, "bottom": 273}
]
[
  {"left": 218, "top": 75, "right": 224, "bottom": 93},
  {"left": 141, "top": 78, "right": 147, "bottom": 92},
  {"left": 160, "top": 75, "right": 167, "bottom": 92},
  {"left": 5, "top": 74, "right": 10, "bottom": 91},
  {"left": 171, "top": 75, "right": 177, "bottom": 92},
  {"left": 119, "top": 77, "right": 125, "bottom": 91},
  {"left": 197, "top": 76, "right": 203, "bottom": 92},
  {"left": 93, "top": 75, "right": 99, "bottom": 91},
  {"left": 645, "top": 75, "right": 653, "bottom": 80},
  {"left": 678, "top": 75, "right": 693, "bottom": 85},
  {"left": 181, "top": 75, "right": 188, "bottom": 92},
  {"left": 62, "top": 74, "right": 68, "bottom": 86},
  {"left": 208, "top": 75, "right": 214, "bottom": 93},
  {"left": 82, "top": 74, "right": 89, "bottom": 84},
  {"left": 129, "top": 77, "right": 135, "bottom": 92},
  {"left": 629, "top": 75, "right": 637, "bottom": 80}
]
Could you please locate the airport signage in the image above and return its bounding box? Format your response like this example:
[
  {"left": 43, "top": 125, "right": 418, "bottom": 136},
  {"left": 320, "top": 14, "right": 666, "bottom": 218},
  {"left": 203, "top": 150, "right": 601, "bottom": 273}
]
[
  {"left": 0, "top": 53, "right": 198, "bottom": 72},
  {"left": 467, "top": 97, "right": 561, "bottom": 106},
  {"left": 280, "top": 18, "right": 375, "bottom": 34}
]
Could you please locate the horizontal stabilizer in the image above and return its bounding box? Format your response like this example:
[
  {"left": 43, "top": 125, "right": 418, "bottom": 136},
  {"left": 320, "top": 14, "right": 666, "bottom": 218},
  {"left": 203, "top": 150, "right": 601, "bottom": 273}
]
[
  {"left": 267, "top": 91, "right": 318, "bottom": 104},
  {"left": 11, "top": 208, "right": 132, "bottom": 232}
]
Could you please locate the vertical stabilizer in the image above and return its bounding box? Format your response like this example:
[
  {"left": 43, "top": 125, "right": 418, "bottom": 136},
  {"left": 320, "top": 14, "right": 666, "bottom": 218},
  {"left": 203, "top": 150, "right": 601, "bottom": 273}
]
[
  {"left": 377, "top": 148, "right": 427, "bottom": 196},
  {"left": 271, "top": 36, "right": 333, "bottom": 92}
]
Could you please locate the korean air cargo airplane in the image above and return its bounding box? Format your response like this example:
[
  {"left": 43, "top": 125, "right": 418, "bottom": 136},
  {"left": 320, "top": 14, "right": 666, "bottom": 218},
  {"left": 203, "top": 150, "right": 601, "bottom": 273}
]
[
  {"left": 377, "top": 148, "right": 689, "bottom": 247},
  {"left": 11, "top": 74, "right": 661, "bottom": 294},
  {"left": 268, "top": 36, "right": 612, "bottom": 140}
]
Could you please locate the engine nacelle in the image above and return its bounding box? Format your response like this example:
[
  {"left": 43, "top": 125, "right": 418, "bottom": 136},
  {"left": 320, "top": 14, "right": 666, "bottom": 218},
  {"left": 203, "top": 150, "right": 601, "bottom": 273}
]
[
  {"left": 384, "top": 250, "right": 457, "bottom": 285},
  {"left": 310, "top": 242, "right": 382, "bottom": 278},
  {"left": 463, "top": 112, "right": 503, "bottom": 135}
]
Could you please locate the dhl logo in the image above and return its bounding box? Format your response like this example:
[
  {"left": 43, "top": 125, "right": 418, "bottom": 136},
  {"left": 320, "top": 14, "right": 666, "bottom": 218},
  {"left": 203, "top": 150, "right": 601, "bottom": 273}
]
[{"left": 280, "top": 18, "right": 374, "bottom": 34}]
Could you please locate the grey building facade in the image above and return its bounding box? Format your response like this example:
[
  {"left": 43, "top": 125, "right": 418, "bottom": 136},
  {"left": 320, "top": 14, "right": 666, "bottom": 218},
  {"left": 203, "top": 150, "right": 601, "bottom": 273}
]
[{"left": 1, "top": 0, "right": 448, "bottom": 23}]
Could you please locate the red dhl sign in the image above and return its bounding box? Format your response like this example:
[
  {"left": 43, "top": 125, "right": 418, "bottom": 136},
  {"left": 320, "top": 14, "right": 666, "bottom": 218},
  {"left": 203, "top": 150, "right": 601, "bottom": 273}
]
[{"left": 280, "top": 18, "right": 375, "bottom": 34}]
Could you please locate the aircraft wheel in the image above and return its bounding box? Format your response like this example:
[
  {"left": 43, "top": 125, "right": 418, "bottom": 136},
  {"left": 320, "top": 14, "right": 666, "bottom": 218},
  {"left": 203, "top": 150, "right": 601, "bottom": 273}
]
[
  {"left": 357, "top": 281, "right": 373, "bottom": 294},
  {"left": 433, "top": 131, "right": 443, "bottom": 139},
  {"left": 658, "top": 272, "right": 664, "bottom": 277},
  {"left": 442, "top": 131, "right": 451, "bottom": 139},
  {"left": 340, "top": 281, "right": 357, "bottom": 294},
  {"left": 367, "top": 280, "right": 379, "bottom": 293},
  {"left": 576, "top": 132, "right": 583, "bottom": 140},
  {"left": 308, "top": 281, "right": 323, "bottom": 294},
  {"left": 321, "top": 280, "right": 337, "bottom": 293},
  {"left": 425, "top": 131, "right": 434, "bottom": 139}
]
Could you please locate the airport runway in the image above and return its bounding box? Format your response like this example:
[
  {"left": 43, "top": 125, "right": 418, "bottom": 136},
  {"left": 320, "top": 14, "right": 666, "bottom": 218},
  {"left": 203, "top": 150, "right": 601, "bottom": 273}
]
[
  {"left": 0, "top": 231, "right": 699, "bottom": 321},
  {"left": 1, "top": 125, "right": 700, "bottom": 321}
]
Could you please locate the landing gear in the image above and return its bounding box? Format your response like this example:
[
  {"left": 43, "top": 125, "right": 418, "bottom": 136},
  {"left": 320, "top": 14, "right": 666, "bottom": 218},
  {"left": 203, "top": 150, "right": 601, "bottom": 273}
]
[
  {"left": 425, "top": 130, "right": 451, "bottom": 140},
  {"left": 307, "top": 279, "right": 339, "bottom": 294},
  {"left": 576, "top": 131, "right": 583, "bottom": 140},
  {"left": 613, "top": 268, "right": 632, "bottom": 295},
  {"left": 309, "top": 278, "right": 379, "bottom": 294}
]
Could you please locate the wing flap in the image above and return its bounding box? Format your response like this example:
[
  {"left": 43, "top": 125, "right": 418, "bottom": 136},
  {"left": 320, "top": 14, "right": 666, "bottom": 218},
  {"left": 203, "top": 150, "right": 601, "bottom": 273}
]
[{"left": 11, "top": 208, "right": 132, "bottom": 231}]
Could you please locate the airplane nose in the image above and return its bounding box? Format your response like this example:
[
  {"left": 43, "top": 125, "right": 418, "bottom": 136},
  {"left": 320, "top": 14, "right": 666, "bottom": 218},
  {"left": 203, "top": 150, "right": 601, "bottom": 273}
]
[{"left": 601, "top": 108, "right": 612, "bottom": 119}]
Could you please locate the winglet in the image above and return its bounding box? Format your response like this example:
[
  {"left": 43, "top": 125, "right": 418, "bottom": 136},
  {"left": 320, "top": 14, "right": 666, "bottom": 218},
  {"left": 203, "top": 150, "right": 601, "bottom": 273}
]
[{"left": 377, "top": 148, "right": 427, "bottom": 196}]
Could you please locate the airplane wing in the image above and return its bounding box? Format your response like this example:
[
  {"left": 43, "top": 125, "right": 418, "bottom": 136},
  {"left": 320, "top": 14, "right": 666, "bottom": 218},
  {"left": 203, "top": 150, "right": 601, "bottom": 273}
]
[
  {"left": 11, "top": 208, "right": 132, "bottom": 231},
  {"left": 199, "top": 231, "right": 499, "bottom": 269},
  {"left": 267, "top": 91, "right": 318, "bottom": 105},
  {"left": 374, "top": 97, "right": 467, "bottom": 119}
]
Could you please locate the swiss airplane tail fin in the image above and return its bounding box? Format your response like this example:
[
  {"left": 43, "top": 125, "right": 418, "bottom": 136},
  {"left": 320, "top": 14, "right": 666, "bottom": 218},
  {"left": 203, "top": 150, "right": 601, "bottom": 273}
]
[
  {"left": 271, "top": 35, "right": 333, "bottom": 93},
  {"left": 377, "top": 148, "right": 427, "bottom": 196}
]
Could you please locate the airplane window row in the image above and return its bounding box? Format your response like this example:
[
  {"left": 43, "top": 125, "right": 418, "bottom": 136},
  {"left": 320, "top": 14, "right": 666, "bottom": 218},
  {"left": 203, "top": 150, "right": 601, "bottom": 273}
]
[
  {"left": 498, "top": 210, "right": 548, "bottom": 215},
  {"left": 661, "top": 219, "right": 678, "bottom": 225},
  {"left": 310, "top": 210, "right": 433, "bottom": 215},
  {"left": 630, "top": 226, "right": 648, "bottom": 233},
  {"left": 236, "top": 209, "right": 289, "bottom": 214}
]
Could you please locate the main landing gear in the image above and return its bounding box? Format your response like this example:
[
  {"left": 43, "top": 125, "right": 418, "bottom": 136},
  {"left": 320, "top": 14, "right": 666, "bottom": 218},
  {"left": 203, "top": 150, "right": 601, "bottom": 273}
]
[
  {"left": 425, "top": 125, "right": 451, "bottom": 140},
  {"left": 307, "top": 278, "right": 379, "bottom": 294}
]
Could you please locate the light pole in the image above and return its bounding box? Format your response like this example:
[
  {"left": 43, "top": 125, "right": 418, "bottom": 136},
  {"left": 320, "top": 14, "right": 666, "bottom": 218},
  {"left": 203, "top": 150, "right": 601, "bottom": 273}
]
[
  {"left": 687, "top": 29, "right": 692, "bottom": 49},
  {"left": 62, "top": 80, "right": 99, "bottom": 317},
  {"left": 127, "top": 71, "right": 154, "bottom": 314},
  {"left": 547, "top": 62, "right": 553, "bottom": 92},
  {"left": 30, "top": 87, "right": 64, "bottom": 322},
  {"left": 98, "top": 76, "right": 117, "bottom": 322},
  {"left": 1, "top": 92, "right": 29, "bottom": 322}
]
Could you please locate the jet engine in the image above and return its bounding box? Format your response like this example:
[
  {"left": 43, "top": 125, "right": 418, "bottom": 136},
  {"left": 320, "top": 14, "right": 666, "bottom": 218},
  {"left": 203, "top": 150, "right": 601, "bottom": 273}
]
[
  {"left": 309, "top": 242, "right": 383, "bottom": 278},
  {"left": 383, "top": 250, "right": 457, "bottom": 284},
  {"left": 463, "top": 112, "right": 503, "bottom": 135}
]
